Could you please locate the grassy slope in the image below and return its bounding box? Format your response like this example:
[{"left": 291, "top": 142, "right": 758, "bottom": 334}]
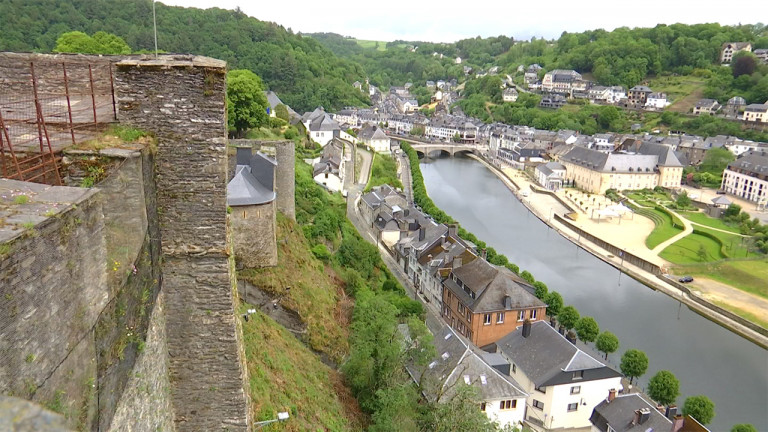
[
  {"left": 646, "top": 75, "right": 707, "bottom": 113},
  {"left": 354, "top": 39, "right": 389, "bottom": 51},
  {"left": 239, "top": 215, "right": 365, "bottom": 430},
  {"left": 239, "top": 215, "right": 352, "bottom": 362},
  {"left": 364, "top": 153, "right": 403, "bottom": 192},
  {"left": 242, "top": 308, "right": 364, "bottom": 431},
  {"left": 659, "top": 231, "right": 724, "bottom": 263},
  {"left": 637, "top": 207, "right": 683, "bottom": 249},
  {"left": 672, "top": 259, "right": 768, "bottom": 301},
  {"left": 678, "top": 211, "right": 742, "bottom": 234}
]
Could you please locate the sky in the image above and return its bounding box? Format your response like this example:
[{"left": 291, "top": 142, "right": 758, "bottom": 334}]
[{"left": 158, "top": 0, "right": 763, "bottom": 42}]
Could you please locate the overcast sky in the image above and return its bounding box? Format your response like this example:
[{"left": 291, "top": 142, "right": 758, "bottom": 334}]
[{"left": 158, "top": 0, "right": 762, "bottom": 42}]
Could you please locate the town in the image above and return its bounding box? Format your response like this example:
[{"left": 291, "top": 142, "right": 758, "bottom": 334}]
[{"left": 1, "top": 3, "right": 766, "bottom": 432}]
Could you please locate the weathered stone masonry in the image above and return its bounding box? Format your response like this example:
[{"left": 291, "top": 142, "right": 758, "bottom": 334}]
[{"left": 115, "top": 56, "right": 251, "bottom": 431}]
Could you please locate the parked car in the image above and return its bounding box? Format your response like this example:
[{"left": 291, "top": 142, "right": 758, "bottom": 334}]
[
  {"left": 678, "top": 276, "right": 694, "bottom": 283},
  {"left": 716, "top": 190, "right": 727, "bottom": 195}
]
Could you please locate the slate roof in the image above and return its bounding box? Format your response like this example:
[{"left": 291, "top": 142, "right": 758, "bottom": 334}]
[
  {"left": 727, "top": 152, "right": 768, "bottom": 176},
  {"left": 446, "top": 258, "right": 545, "bottom": 314},
  {"left": 727, "top": 96, "right": 746, "bottom": 106},
  {"left": 561, "top": 146, "right": 658, "bottom": 173},
  {"left": 635, "top": 142, "right": 683, "bottom": 167},
  {"left": 537, "top": 161, "right": 566, "bottom": 177},
  {"left": 313, "top": 140, "right": 343, "bottom": 177},
  {"left": 361, "top": 184, "right": 402, "bottom": 209},
  {"left": 590, "top": 393, "right": 675, "bottom": 432},
  {"left": 493, "top": 321, "right": 621, "bottom": 387},
  {"left": 310, "top": 114, "right": 341, "bottom": 132},
  {"left": 227, "top": 150, "right": 277, "bottom": 206},
  {"left": 745, "top": 103, "right": 768, "bottom": 113},
  {"left": 406, "top": 323, "right": 527, "bottom": 402}
]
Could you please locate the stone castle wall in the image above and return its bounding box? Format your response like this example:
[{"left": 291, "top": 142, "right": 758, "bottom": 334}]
[
  {"left": 0, "top": 180, "right": 106, "bottom": 426},
  {"left": 115, "top": 56, "right": 251, "bottom": 431},
  {"left": 230, "top": 201, "right": 278, "bottom": 268},
  {"left": 274, "top": 140, "right": 296, "bottom": 220}
]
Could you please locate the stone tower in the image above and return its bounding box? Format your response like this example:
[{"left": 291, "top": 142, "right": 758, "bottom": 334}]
[
  {"left": 274, "top": 140, "right": 296, "bottom": 220},
  {"left": 115, "top": 55, "right": 251, "bottom": 431}
]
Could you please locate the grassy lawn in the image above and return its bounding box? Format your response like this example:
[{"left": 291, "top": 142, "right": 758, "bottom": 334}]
[
  {"left": 697, "top": 226, "right": 751, "bottom": 258},
  {"left": 673, "top": 259, "right": 768, "bottom": 301},
  {"left": 636, "top": 207, "right": 684, "bottom": 249},
  {"left": 679, "top": 211, "right": 741, "bottom": 234},
  {"left": 646, "top": 75, "right": 707, "bottom": 113},
  {"left": 660, "top": 231, "right": 725, "bottom": 263},
  {"left": 364, "top": 153, "right": 403, "bottom": 192}
]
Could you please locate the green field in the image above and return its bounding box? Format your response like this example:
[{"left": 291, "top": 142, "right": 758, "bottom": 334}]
[
  {"left": 679, "top": 211, "right": 741, "bottom": 234},
  {"left": 659, "top": 231, "right": 725, "bottom": 263},
  {"left": 636, "top": 207, "right": 684, "bottom": 249},
  {"left": 672, "top": 259, "right": 768, "bottom": 301},
  {"left": 365, "top": 153, "right": 403, "bottom": 192},
  {"left": 354, "top": 39, "right": 395, "bottom": 51},
  {"left": 646, "top": 75, "right": 707, "bottom": 113}
]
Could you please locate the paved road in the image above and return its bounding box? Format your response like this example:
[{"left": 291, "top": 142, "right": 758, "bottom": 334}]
[
  {"left": 397, "top": 152, "right": 413, "bottom": 203},
  {"left": 681, "top": 184, "right": 768, "bottom": 224},
  {"left": 356, "top": 146, "right": 372, "bottom": 185}
]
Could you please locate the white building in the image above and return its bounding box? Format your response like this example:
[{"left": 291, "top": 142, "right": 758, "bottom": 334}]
[
  {"left": 503, "top": 88, "right": 519, "bottom": 102},
  {"left": 406, "top": 323, "right": 528, "bottom": 431},
  {"left": 721, "top": 152, "right": 768, "bottom": 206},
  {"left": 358, "top": 124, "right": 391, "bottom": 153},
  {"left": 743, "top": 104, "right": 768, "bottom": 123},
  {"left": 312, "top": 139, "right": 345, "bottom": 192},
  {"left": 492, "top": 321, "right": 623, "bottom": 431},
  {"left": 644, "top": 92, "right": 669, "bottom": 110},
  {"left": 455, "top": 57, "right": 462, "bottom": 64},
  {"left": 721, "top": 42, "right": 752, "bottom": 64},
  {"left": 541, "top": 70, "right": 582, "bottom": 93},
  {"left": 535, "top": 162, "right": 566, "bottom": 191}
]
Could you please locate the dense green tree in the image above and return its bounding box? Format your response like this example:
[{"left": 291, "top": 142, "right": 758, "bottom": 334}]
[
  {"left": 533, "top": 281, "right": 548, "bottom": 299},
  {"left": 545, "top": 291, "right": 564, "bottom": 317},
  {"left": 699, "top": 147, "right": 736, "bottom": 175},
  {"left": 595, "top": 331, "right": 619, "bottom": 359},
  {"left": 274, "top": 103, "right": 290, "bottom": 122},
  {"left": 520, "top": 270, "right": 535, "bottom": 284},
  {"left": 648, "top": 370, "right": 680, "bottom": 406},
  {"left": 575, "top": 316, "right": 599, "bottom": 342},
  {"left": 682, "top": 395, "right": 715, "bottom": 425},
  {"left": 54, "top": 30, "right": 131, "bottom": 54},
  {"left": 675, "top": 191, "right": 692, "bottom": 209},
  {"left": 558, "top": 306, "right": 580, "bottom": 330},
  {"left": 620, "top": 349, "right": 649, "bottom": 385},
  {"left": 731, "top": 424, "right": 758, "bottom": 432},
  {"left": 227, "top": 69, "right": 269, "bottom": 137},
  {"left": 420, "top": 385, "right": 499, "bottom": 432}
]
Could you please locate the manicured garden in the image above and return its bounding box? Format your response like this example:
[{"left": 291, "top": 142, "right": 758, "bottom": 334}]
[
  {"left": 636, "top": 206, "right": 684, "bottom": 249},
  {"left": 679, "top": 211, "right": 742, "bottom": 234}
]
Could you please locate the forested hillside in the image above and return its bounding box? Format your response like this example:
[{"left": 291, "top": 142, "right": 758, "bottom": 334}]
[
  {"left": 310, "top": 24, "right": 767, "bottom": 91},
  {"left": 0, "top": 0, "right": 369, "bottom": 112}
]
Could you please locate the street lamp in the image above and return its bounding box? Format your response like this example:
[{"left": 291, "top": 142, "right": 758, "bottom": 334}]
[{"left": 254, "top": 412, "right": 290, "bottom": 430}]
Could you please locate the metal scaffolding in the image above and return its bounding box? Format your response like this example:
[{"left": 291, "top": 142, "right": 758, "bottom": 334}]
[{"left": 0, "top": 59, "right": 117, "bottom": 185}]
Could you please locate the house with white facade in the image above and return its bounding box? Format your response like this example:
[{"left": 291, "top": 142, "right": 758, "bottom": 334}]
[
  {"left": 405, "top": 323, "right": 528, "bottom": 430},
  {"left": 755, "top": 48, "right": 768, "bottom": 63},
  {"left": 535, "top": 162, "right": 566, "bottom": 191},
  {"left": 489, "top": 321, "right": 623, "bottom": 431},
  {"left": 525, "top": 64, "right": 543, "bottom": 84},
  {"left": 721, "top": 42, "right": 752, "bottom": 64},
  {"left": 503, "top": 88, "right": 519, "bottom": 102},
  {"left": 312, "top": 139, "right": 345, "bottom": 192},
  {"left": 541, "top": 70, "right": 582, "bottom": 94},
  {"left": 456, "top": 57, "right": 463, "bottom": 64},
  {"left": 358, "top": 124, "right": 391, "bottom": 153},
  {"left": 693, "top": 99, "right": 721, "bottom": 115},
  {"left": 644, "top": 92, "right": 669, "bottom": 110},
  {"left": 743, "top": 103, "right": 768, "bottom": 123},
  {"left": 721, "top": 151, "right": 768, "bottom": 206}
]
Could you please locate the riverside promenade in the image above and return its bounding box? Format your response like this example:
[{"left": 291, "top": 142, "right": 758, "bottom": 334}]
[{"left": 467, "top": 154, "right": 768, "bottom": 349}]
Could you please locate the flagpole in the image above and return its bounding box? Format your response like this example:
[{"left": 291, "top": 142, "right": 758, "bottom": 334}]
[{"left": 153, "top": 0, "right": 158, "bottom": 57}]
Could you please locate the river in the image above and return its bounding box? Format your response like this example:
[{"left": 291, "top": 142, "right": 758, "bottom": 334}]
[{"left": 420, "top": 156, "right": 768, "bottom": 431}]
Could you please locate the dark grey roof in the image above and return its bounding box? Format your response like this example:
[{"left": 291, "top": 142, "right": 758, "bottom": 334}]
[
  {"left": 562, "top": 146, "right": 659, "bottom": 173},
  {"left": 727, "top": 96, "right": 746, "bottom": 105},
  {"left": 745, "top": 103, "right": 768, "bottom": 112},
  {"left": 227, "top": 164, "right": 276, "bottom": 206},
  {"left": 711, "top": 195, "right": 732, "bottom": 206},
  {"left": 727, "top": 152, "right": 768, "bottom": 176},
  {"left": 447, "top": 259, "right": 545, "bottom": 314},
  {"left": 537, "top": 161, "right": 566, "bottom": 177},
  {"left": 310, "top": 114, "right": 341, "bottom": 131},
  {"left": 635, "top": 142, "right": 682, "bottom": 167},
  {"left": 494, "top": 321, "right": 621, "bottom": 387},
  {"left": 406, "top": 324, "right": 527, "bottom": 402},
  {"left": 629, "top": 85, "right": 652, "bottom": 93},
  {"left": 590, "top": 393, "right": 674, "bottom": 432}
]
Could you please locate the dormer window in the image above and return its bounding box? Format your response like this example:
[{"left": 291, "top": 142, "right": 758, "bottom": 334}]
[{"left": 572, "top": 370, "right": 584, "bottom": 380}]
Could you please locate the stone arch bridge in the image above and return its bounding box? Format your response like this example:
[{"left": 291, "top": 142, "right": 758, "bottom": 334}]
[{"left": 392, "top": 136, "right": 481, "bottom": 158}]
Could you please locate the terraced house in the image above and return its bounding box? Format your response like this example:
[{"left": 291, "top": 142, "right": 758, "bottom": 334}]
[{"left": 442, "top": 258, "right": 546, "bottom": 348}]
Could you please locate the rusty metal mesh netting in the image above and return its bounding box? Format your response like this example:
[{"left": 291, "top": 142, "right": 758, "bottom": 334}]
[{"left": 0, "top": 60, "right": 117, "bottom": 185}]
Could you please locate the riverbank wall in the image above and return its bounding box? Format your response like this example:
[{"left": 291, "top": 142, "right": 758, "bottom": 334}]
[{"left": 465, "top": 154, "right": 768, "bottom": 349}]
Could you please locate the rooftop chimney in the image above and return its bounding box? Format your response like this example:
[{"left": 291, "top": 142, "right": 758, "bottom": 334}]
[
  {"left": 633, "top": 410, "right": 641, "bottom": 425},
  {"left": 670, "top": 415, "right": 684, "bottom": 432},
  {"left": 481, "top": 248, "right": 487, "bottom": 260},
  {"left": 236, "top": 146, "right": 253, "bottom": 166},
  {"left": 608, "top": 389, "right": 616, "bottom": 402},
  {"left": 665, "top": 405, "right": 678, "bottom": 420},
  {"left": 522, "top": 319, "right": 532, "bottom": 338},
  {"left": 448, "top": 223, "right": 458, "bottom": 237},
  {"left": 418, "top": 226, "right": 426, "bottom": 241},
  {"left": 550, "top": 316, "right": 557, "bottom": 327},
  {"left": 427, "top": 254, "right": 433, "bottom": 263},
  {"left": 639, "top": 408, "right": 651, "bottom": 424},
  {"left": 565, "top": 331, "right": 577, "bottom": 345}
]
